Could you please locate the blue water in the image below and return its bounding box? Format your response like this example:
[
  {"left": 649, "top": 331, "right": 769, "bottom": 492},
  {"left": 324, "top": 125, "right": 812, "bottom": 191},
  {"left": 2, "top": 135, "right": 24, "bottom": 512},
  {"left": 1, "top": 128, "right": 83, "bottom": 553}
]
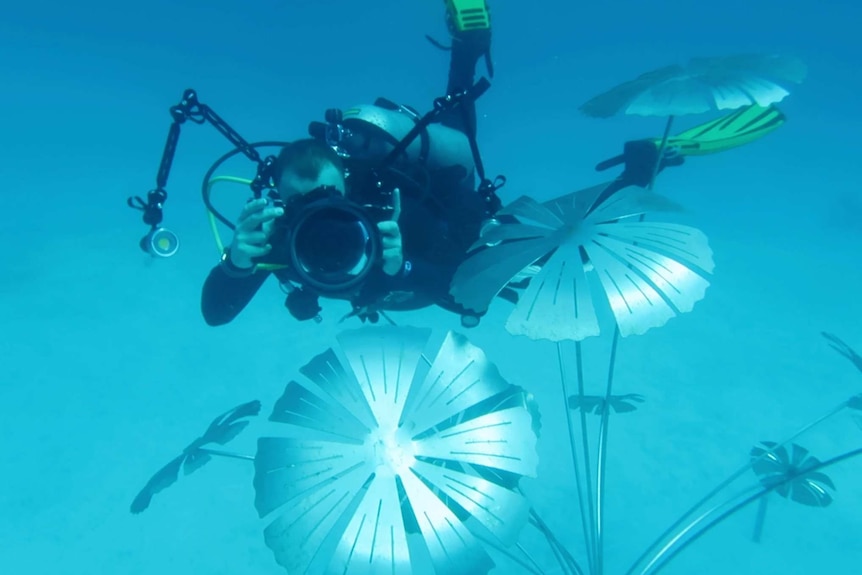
[{"left": 2, "top": 1, "right": 861, "bottom": 573}]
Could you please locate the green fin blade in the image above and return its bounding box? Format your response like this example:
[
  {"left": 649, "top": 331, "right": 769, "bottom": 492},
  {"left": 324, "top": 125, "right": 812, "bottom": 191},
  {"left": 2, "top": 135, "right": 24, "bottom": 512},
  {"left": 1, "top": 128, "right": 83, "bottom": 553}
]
[{"left": 659, "top": 104, "right": 786, "bottom": 156}]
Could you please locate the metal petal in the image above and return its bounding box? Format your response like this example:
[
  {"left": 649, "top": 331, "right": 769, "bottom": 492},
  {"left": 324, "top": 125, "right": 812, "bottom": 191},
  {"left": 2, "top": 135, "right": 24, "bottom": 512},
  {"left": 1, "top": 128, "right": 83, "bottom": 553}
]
[
  {"left": 541, "top": 183, "right": 615, "bottom": 223},
  {"left": 594, "top": 220, "right": 715, "bottom": 274},
  {"left": 400, "top": 467, "right": 495, "bottom": 575},
  {"left": 410, "top": 459, "right": 530, "bottom": 546},
  {"left": 329, "top": 470, "right": 412, "bottom": 574},
  {"left": 507, "top": 187, "right": 685, "bottom": 341},
  {"left": 485, "top": 387, "right": 543, "bottom": 439},
  {"left": 568, "top": 394, "right": 605, "bottom": 415},
  {"left": 130, "top": 454, "right": 184, "bottom": 514},
  {"left": 822, "top": 332, "right": 862, "bottom": 374},
  {"left": 499, "top": 195, "right": 567, "bottom": 228},
  {"left": 413, "top": 408, "right": 539, "bottom": 478},
  {"left": 457, "top": 183, "right": 710, "bottom": 341},
  {"left": 802, "top": 471, "right": 836, "bottom": 491},
  {"left": 584, "top": 187, "right": 685, "bottom": 223},
  {"left": 789, "top": 478, "right": 833, "bottom": 507},
  {"left": 468, "top": 221, "right": 554, "bottom": 251},
  {"left": 255, "top": 437, "right": 371, "bottom": 574},
  {"left": 182, "top": 450, "right": 211, "bottom": 475},
  {"left": 790, "top": 443, "right": 810, "bottom": 468},
  {"left": 586, "top": 222, "right": 713, "bottom": 336},
  {"left": 131, "top": 400, "right": 260, "bottom": 514},
  {"left": 336, "top": 326, "right": 430, "bottom": 430},
  {"left": 201, "top": 400, "right": 261, "bottom": 445},
  {"left": 625, "top": 75, "right": 721, "bottom": 116},
  {"left": 270, "top": 381, "right": 370, "bottom": 442},
  {"left": 751, "top": 441, "right": 785, "bottom": 476},
  {"left": 771, "top": 443, "right": 789, "bottom": 460},
  {"left": 580, "top": 65, "right": 684, "bottom": 118},
  {"left": 401, "top": 331, "right": 511, "bottom": 437},
  {"left": 254, "top": 437, "right": 369, "bottom": 517},
  {"left": 505, "top": 240, "right": 601, "bottom": 341},
  {"left": 451, "top": 234, "right": 559, "bottom": 313},
  {"left": 453, "top": 195, "right": 566, "bottom": 313},
  {"left": 582, "top": 54, "right": 806, "bottom": 118},
  {"left": 301, "top": 347, "right": 377, "bottom": 433},
  {"left": 254, "top": 328, "right": 537, "bottom": 575}
]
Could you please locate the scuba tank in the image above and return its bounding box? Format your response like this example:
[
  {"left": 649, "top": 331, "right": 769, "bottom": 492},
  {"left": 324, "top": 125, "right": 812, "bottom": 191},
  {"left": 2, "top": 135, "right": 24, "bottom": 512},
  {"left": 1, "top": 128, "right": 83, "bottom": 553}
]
[
  {"left": 309, "top": 97, "right": 476, "bottom": 193},
  {"left": 307, "top": 93, "right": 501, "bottom": 328}
]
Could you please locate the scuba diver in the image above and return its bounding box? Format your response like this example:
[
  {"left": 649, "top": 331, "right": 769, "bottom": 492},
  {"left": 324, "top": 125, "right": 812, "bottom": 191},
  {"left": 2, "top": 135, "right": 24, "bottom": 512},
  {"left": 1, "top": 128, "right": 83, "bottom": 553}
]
[
  {"left": 132, "top": 1, "right": 762, "bottom": 329},
  {"left": 201, "top": 1, "right": 500, "bottom": 327}
]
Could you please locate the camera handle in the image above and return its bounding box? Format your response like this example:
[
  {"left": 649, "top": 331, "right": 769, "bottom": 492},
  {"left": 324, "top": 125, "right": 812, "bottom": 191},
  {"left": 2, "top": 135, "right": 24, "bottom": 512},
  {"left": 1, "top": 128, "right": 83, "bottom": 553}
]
[{"left": 128, "top": 89, "right": 279, "bottom": 254}]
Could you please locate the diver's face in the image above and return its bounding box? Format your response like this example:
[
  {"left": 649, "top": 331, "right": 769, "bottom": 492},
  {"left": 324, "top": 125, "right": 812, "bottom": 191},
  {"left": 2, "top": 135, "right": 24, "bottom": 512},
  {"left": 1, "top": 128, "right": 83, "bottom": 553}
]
[{"left": 278, "top": 163, "right": 346, "bottom": 201}]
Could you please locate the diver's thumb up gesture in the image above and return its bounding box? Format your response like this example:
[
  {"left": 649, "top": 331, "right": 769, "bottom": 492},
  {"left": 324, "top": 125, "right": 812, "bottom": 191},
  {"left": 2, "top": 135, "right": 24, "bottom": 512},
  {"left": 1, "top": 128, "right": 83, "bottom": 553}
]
[
  {"left": 228, "top": 198, "right": 284, "bottom": 269},
  {"left": 378, "top": 188, "right": 403, "bottom": 276}
]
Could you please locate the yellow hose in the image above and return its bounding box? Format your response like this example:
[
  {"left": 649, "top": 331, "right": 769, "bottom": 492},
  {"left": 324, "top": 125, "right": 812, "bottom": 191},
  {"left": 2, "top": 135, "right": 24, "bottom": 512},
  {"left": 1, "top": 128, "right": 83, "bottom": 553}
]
[{"left": 205, "top": 175, "right": 286, "bottom": 271}]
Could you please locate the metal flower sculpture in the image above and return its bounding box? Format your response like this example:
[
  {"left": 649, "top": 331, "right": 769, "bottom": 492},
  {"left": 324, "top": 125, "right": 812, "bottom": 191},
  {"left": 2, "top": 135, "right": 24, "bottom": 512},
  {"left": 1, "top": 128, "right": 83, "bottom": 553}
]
[
  {"left": 568, "top": 393, "right": 645, "bottom": 415},
  {"left": 253, "top": 326, "right": 539, "bottom": 575},
  {"left": 821, "top": 332, "right": 862, "bottom": 430},
  {"left": 579, "top": 54, "right": 807, "bottom": 118},
  {"left": 130, "top": 400, "right": 260, "bottom": 514},
  {"left": 580, "top": 54, "right": 805, "bottom": 190},
  {"left": 822, "top": 331, "right": 862, "bottom": 374},
  {"left": 748, "top": 441, "right": 835, "bottom": 543},
  {"left": 750, "top": 441, "right": 836, "bottom": 505},
  {"left": 451, "top": 183, "right": 715, "bottom": 341}
]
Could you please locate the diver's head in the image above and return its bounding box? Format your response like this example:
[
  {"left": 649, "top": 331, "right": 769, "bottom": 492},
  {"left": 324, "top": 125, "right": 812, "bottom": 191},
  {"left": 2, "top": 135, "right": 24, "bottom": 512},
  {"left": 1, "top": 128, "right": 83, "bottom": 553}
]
[
  {"left": 271, "top": 138, "right": 378, "bottom": 295},
  {"left": 275, "top": 138, "right": 346, "bottom": 201}
]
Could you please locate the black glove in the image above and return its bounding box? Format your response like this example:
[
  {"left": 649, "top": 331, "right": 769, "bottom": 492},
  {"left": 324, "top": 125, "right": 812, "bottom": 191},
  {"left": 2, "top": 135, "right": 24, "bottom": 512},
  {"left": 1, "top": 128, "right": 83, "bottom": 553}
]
[{"left": 597, "top": 139, "right": 685, "bottom": 188}]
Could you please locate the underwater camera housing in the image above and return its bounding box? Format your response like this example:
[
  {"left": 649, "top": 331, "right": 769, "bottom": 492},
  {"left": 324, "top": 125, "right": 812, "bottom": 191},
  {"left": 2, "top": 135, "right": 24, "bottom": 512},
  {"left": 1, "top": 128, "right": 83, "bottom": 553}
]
[
  {"left": 137, "top": 87, "right": 488, "bottom": 311},
  {"left": 267, "top": 183, "right": 394, "bottom": 296}
]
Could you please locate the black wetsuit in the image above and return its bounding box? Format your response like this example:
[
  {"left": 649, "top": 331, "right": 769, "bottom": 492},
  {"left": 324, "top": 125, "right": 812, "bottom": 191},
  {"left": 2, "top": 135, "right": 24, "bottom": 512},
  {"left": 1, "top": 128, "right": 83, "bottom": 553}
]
[
  {"left": 200, "top": 245, "right": 458, "bottom": 326},
  {"left": 201, "top": 28, "right": 492, "bottom": 326}
]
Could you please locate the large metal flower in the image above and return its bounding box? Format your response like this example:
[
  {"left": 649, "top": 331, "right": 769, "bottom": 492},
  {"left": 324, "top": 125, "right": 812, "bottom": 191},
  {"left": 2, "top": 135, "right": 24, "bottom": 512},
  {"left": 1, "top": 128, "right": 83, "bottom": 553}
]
[
  {"left": 130, "top": 400, "right": 260, "bottom": 514},
  {"left": 451, "top": 184, "right": 715, "bottom": 341},
  {"left": 580, "top": 54, "right": 807, "bottom": 118},
  {"left": 253, "top": 326, "right": 539, "bottom": 575},
  {"left": 750, "top": 441, "right": 835, "bottom": 506}
]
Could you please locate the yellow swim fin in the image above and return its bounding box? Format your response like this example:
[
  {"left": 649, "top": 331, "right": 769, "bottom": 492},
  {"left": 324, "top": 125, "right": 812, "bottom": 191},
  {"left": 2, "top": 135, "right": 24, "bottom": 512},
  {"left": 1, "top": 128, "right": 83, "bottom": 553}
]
[
  {"left": 596, "top": 104, "right": 787, "bottom": 172},
  {"left": 445, "top": 0, "right": 491, "bottom": 33},
  {"left": 659, "top": 103, "right": 786, "bottom": 156}
]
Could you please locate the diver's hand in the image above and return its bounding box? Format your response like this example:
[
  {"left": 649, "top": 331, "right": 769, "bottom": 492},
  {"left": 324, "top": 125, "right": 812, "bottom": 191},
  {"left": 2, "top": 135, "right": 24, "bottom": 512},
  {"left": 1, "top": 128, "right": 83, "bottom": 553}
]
[
  {"left": 378, "top": 188, "right": 403, "bottom": 276},
  {"left": 229, "top": 198, "right": 284, "bottom": 269},
  {"left": 620, "top": 139, "right": 685, "bottom": 188}
]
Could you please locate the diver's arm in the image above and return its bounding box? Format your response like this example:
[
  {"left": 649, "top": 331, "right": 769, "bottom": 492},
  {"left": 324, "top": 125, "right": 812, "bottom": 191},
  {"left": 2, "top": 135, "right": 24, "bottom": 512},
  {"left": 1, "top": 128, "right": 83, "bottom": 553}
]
[
  {"left": 438, "top": 4, "right": 492, "bottom": 135},
  {"left": 445, "top": 29, "right": 490, "bottom": 94},
  {"left": 585, "top": 139, "right": 687, "bottom": 206},
  {"left": 201, "top": 197, "right": 284, "bottom": 325},
  {"left": 600, "top": 139, "right": 686, "bottom": 190},
  {"left": 200, "top": 264, "right": 270, "bottom": 326}
]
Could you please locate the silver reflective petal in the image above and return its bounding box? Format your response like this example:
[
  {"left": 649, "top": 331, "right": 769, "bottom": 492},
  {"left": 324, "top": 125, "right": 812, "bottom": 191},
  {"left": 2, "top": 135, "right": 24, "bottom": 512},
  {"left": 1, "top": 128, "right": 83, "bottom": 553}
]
[
  {"left": 580, "top": 54, "right": 807, "bottom": 118},
  {"left": 253, "top": 326, "right": 538, "bottom": 575},
  {"left": 452, "top": 184, "right": 714, "bottom": 341},
  {"left": 583, "top": 189, "right": 715, "bottom": 337},
  {"left": 448, "top": 191, "right": 584, "bottom": 316}
]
